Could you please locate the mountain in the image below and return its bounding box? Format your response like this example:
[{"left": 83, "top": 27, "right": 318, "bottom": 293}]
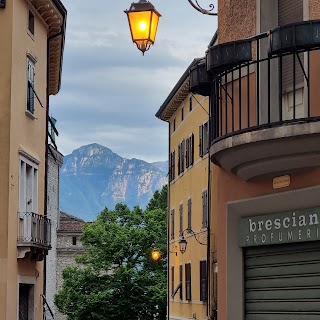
[{"left": 59, "top": 143, "right": 168, "bottom": 221}]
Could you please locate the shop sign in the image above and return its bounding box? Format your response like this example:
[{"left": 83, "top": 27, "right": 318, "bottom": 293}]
[{"left": 239, "top": 207, "right": 320, "bottom": 247}]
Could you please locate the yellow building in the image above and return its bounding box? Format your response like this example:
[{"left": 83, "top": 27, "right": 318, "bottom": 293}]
[
  {"left": 156, "top": 58, "right": 215, "bottom": 320},
  {"left": 0, "top": 0, "right": 66, "bottom": 318}
]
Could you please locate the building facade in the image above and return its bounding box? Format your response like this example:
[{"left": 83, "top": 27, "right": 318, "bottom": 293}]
[
  {"left": 157, "top": 1, "right": 320, "bottom": 319},
  {"left": 156, "top": 59, "right": 215, "bottom": 320},
  {"left": 56, "top": 212, "right": 85, "bottom": 320},
  {"left": 0, "top": 0, "right": 66, "bottom": 318}
]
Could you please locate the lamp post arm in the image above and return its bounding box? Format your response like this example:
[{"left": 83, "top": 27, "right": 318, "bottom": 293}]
[
  {"left": 182, "top": 228, "right": 208, "bottom": 245},
  {"left": 186, "top": 0, "right": 218, "bottom": 16}
]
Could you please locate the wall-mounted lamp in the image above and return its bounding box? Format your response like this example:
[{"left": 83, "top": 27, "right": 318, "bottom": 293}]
[
  {"left": 124, "top": 0, "right": 161, "bottom": 55},
  {"left": 179, "top": 229, "right": 207, "bottom": 254},
  {"left": 151, "top": 248, "right": 161, "bottom": 261}
]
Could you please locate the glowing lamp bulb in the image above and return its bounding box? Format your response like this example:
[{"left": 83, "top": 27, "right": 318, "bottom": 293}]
[
  {"left": 139, "top": 21, "right": 147, "bottom": 31},
  {"left": 151, "top": 249, "right": 160, "bottom": 261}
]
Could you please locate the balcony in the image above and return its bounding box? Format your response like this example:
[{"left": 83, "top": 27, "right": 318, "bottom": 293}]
[
  {"left": 17, "top": 212, "right": 51, "bottom": 261},
  {"left": 207, "top": 20, "right": 320, "bottom": 181}
]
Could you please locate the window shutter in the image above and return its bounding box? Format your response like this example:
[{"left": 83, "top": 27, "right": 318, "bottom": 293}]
[
  {"left": 181, "top": 140, "right": 185, "bottom": 172},
  {"left": 185, "top": 263, "right": 192, "bottom": 301},
  {"left": 27, "top": 61, "right": 35, "bottom": 114},
  {"left": 190, "top": 134, "right": 194, "bottom": 165},
  {"left": 169, "top": 152, "right": 172, "bottom": 182},
  {"left": 172, "top": 150, "right": 175, "bottom": 180},
  {"left": 186, "top": 138, "right": 189, "bottom": 168},
  {"left": 178, "top": 144, "right": 181, "bottom": 175},
  {"left": 179, "top": 203, "right": 183, "bottom": 236},
  {"left": 199, "top": 125, "right": 203, "bottom": 157},
  {"left": 171, "top": 266, "right": 175, "bottom": 296},
  {"left": 171, "top": 209, "right": 175, "bottom": 239},
  {"left": 203, "top": 190, "right": 208, "bottom": 228},
  {"left": 188, "top": 198, "right": 192, "bottom": 231},
  {"left": 179, "top": 265, "right": 183, "bottom": 300},
  {"left": 200, "top": 261, "right": 207, "bottom": 301}
]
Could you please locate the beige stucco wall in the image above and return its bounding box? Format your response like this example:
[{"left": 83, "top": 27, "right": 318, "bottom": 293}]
[
  {"left": 0, "top": 0, "right": 49, "bottom": 318},
  {"left": 309, "top": 0, "right": 320, "bottom": 19},
  {"left": 168, "top": 94, "right": 210, "bottom": 320},
  {"left": 218, "top": 0, "right": 256, "bottom": 43}
]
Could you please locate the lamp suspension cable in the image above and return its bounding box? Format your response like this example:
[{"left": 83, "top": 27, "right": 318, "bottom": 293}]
[{"left": 187, "top": 0, "right": 217, "bottom": 16}]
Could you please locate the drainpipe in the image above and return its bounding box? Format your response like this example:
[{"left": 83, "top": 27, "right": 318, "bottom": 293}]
[{"left": 167, "top": 119, "right": 171, "bottom": 320}]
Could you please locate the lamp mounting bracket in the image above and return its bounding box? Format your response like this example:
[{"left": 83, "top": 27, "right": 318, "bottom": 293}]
[{"left": 187, "top": 0, "right": 217, "bottom": 15}]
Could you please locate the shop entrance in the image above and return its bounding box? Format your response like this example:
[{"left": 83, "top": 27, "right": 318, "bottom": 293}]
[{"left": 244, "top": 241, "right": 320, "bottom": 320}]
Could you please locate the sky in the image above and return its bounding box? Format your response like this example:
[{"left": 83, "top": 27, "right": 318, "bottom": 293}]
[{"left": 51, "top": 0, "right": 218, "bottom": 163}]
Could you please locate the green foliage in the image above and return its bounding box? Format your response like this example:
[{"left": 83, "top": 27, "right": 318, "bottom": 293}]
[{"left": 55, "top": 185, "right": 168, "bottom": 320}]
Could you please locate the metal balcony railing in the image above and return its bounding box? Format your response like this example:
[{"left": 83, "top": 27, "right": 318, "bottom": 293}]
[
  {"left": 208, "top": 20, "right": 320, "bottom": 143},
  {"left": 17, "top": 212, "right": 51, "bottom": 247}
]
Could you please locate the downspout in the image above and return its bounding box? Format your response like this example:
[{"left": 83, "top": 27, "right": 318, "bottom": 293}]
[{"left": 167, "top": 119, "right": 171, "bottom": 320}]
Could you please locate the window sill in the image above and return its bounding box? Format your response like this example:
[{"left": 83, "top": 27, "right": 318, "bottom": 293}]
[
  {"left": 27, "top": 30, "right": 35, "bottom": 41},
  {"left": 25, "top": 110, "right": 36, "bottom": 120}
]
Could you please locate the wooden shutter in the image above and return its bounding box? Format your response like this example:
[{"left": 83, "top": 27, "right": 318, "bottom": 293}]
[
  {"left": 279, "top": 0, "right": 304, "bottom": 91},
  {"left": 181, "top": 140, "right": 185, "bottom": 172},
  {"left": 179, "top": 265, "right": 183, "bottom": 300},
  {"left": 199, "top": 125, "right": 203, "bottom": 157},
  {"left": 186, "top": 138, "right": 189, "bottom": 168},
  {"left": 178, "top": 144, "right": 181, "bottom": 175},
  {"left": 171, "top": 266, "right": 174, "bottom": 296},
  {"left": 200, "top": 261, "right": 207, "bottom": 301},
  {"left": 169, "top": 152, "right": 172, "bottom": 182},
  {"left": 190, "top": 134, "right": 194, "bottom": 165},
  {"left": 179, "top": 203, "right": 183, "bottom": 236},
  {"left": 185, "top": 263, "right": 192, "bottom": 301},
  {"left": 202, "top": 190, "right": 208, "bottom": 228},
  {"left": 27, "top": 60, "right": 35, "bottom": 114},
  {"left": 187, "top": 198, "right": 192, "bottom": 231},
  {"left": 171, "top": 209, "right": 175, "bottom": 239},
  {"left": 172, "top": 150, "right": 175, "bottom": 180}
]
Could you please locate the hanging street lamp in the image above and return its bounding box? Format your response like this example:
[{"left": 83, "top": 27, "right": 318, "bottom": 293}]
[
  {"left": 151, "top": 248, "right": 161, "bottom": 261},
  {"left": 124, "top": 0, "right": 161, "bottom": 55}
]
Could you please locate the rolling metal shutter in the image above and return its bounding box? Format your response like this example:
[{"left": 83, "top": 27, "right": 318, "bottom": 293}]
[
  {"left": 278, "top": 0, "right": 304, "bottom": 91},
  {"left": 245, "top": 241, "right": 320, "bottom": 320}
]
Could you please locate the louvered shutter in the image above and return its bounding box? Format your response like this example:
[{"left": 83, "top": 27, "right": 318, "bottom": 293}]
[
  {"left": 187, "top": 198, "right": 192, "bottom": 231},
  {"left": 172, "top": 150, "right": 175, "bottom": 180},
  {"left": 179, "top": 265, "right": 183, "bottom": 300},
  {"left": 186, "top": 138, "right": 189, "bottom": 168},
  {"left": 185, "top": 263, "right": 192, "bottom": 301},
  {"left": 181, "top": 140, "right": 185, "bottom": 172},
  {"left": 169, "top": 152, "right": 172, "bottom": 182},
  {"left": 278, "top": 0, "right": 304, "bottom": 92},
  {"left": 171, "top": 266, "right": 175, "bottom": 296},
  {"left": 171, "top": 209, "right": 175, "bottom": 239},
  {"left": 202, "top": 190, "right": 208, "bottom": 228},
  {"left": 27, "top": 60, "right": 35, "bottom": 114},
  {"left": 190, "top": 134, "right": 194, "bottom": 165},
  {"left": 179, "top": 203, "right": 183, "bottom": 236},
  {"left": 199, "top": 125, "right": 203, "bottom": 157},
  {"left": 178, "top": 144, "right": 181, "bottom": 175},
  {"left": 200, "top": 260, "right": 207, "bottom": 301}
]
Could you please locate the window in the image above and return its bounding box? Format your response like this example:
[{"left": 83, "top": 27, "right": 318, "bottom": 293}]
[
  {"left": 178, "top": 140, "right": 185, "bottom": 175},
  {"left": 19, "top": 156, "right": 38, "bottom": 214},
  {"left": 169, "top": 150, "right": 175, "bottom": 182},
  {"left": 200, "top": 261, "right": 207, "bottom": 301},
  {"left": 181, "top": 107, "right": 184, "bottom": 121},
  {"left": 72, "top": 236, "right": 77, "bottom": 246},
  {"left": 27, "top": 59, "right": 35, "bottom": 114},
  {"left": 171, "top": 266, "right": 175, "bottom": 296},
  {"left": 171, "top": 209, "right": 175, "bottom": 239},
  {"left": 202, "top": 190, "right": 208, "bottom": 228},
  {"left": 179, "top": 203, "right": 183, "bottom": 236},
  {"left": 187, "top": 198, "right": 192, "bottom": 231},
  {"left": 185, "top": 263, "right": 192, "bottom": 301},
  {"left": 19, "top": 283, "right": 35, "bottom": 319},
  {"left": 28, "top": 10, "right": 34, "bottom": 35},
  {"left": 189, "top": 96, "right": 193, "bottom": 112},
  {"left": 179, "top": 265, "right": 183, "bottom": 300},
  {"left": 173, "top": 118, "right": 176, "bottom": 132},
  {"left": 199, "top": 121, "right": 209, "bottom": 157},
  {"left": 185, "top": 134, "right": 194, "bottom": 169}
]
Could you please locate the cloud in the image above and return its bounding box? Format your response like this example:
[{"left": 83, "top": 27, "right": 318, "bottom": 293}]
[{"left": 51, "top": 0, "right": 217, "bottom": 162}]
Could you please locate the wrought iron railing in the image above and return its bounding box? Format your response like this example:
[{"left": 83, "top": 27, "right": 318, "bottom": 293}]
[
  {"left": 208, "top": 20, "right": 320, "bottom": 143},
  {"left": 42, "top": 295, "right": 55, "bottom": 320},
  {"left": 17, "top": 212, "right": 51, "bottom": 247}
]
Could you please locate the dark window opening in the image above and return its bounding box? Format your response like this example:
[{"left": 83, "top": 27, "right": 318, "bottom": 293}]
[
  {"left": 173, "top": 118, "right": 176, "bottom": 132},
  {"left": 181, "top": 107, "right": 184, "bottom": 121},
  {"left": 72, "top": 236, "right": 77, "bottom": 245},
  {"left": 28, "top": 10, "right": 34, "bottom": 35},
  {"left": 200, "top": 260, "right": 208, "bottom": 301},
  {"left": 185, "top": 263, "right": 192, "bottom": 301},
  {"left": 189, "top": 96, "right": 193, "bottom": 112}
]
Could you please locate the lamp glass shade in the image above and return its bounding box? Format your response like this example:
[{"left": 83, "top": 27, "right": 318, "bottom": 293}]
[
  {"left": 151, "top": 249, "right": 161, "bottom": 261},
  {"left": 179, "top": 238, "right": 187, "bottom": 254}
]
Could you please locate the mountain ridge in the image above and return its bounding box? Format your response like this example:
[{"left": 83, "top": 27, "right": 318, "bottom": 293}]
[{"left": 60, "top": 143, "right": 168, "bottom": 221}]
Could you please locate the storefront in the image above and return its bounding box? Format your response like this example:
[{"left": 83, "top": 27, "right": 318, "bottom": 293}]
[{"left": 225, "top": 185, "right": 320, "bottom": 320}]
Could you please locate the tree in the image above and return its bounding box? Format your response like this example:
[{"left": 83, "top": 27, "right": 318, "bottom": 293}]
[{"left": 55, "top": 186, "right": 168, "bottom": 320}]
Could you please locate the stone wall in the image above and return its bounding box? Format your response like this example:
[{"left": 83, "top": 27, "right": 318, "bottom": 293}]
[{"left": 309, "top": 0, "right": 320, "bottom": 19}]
